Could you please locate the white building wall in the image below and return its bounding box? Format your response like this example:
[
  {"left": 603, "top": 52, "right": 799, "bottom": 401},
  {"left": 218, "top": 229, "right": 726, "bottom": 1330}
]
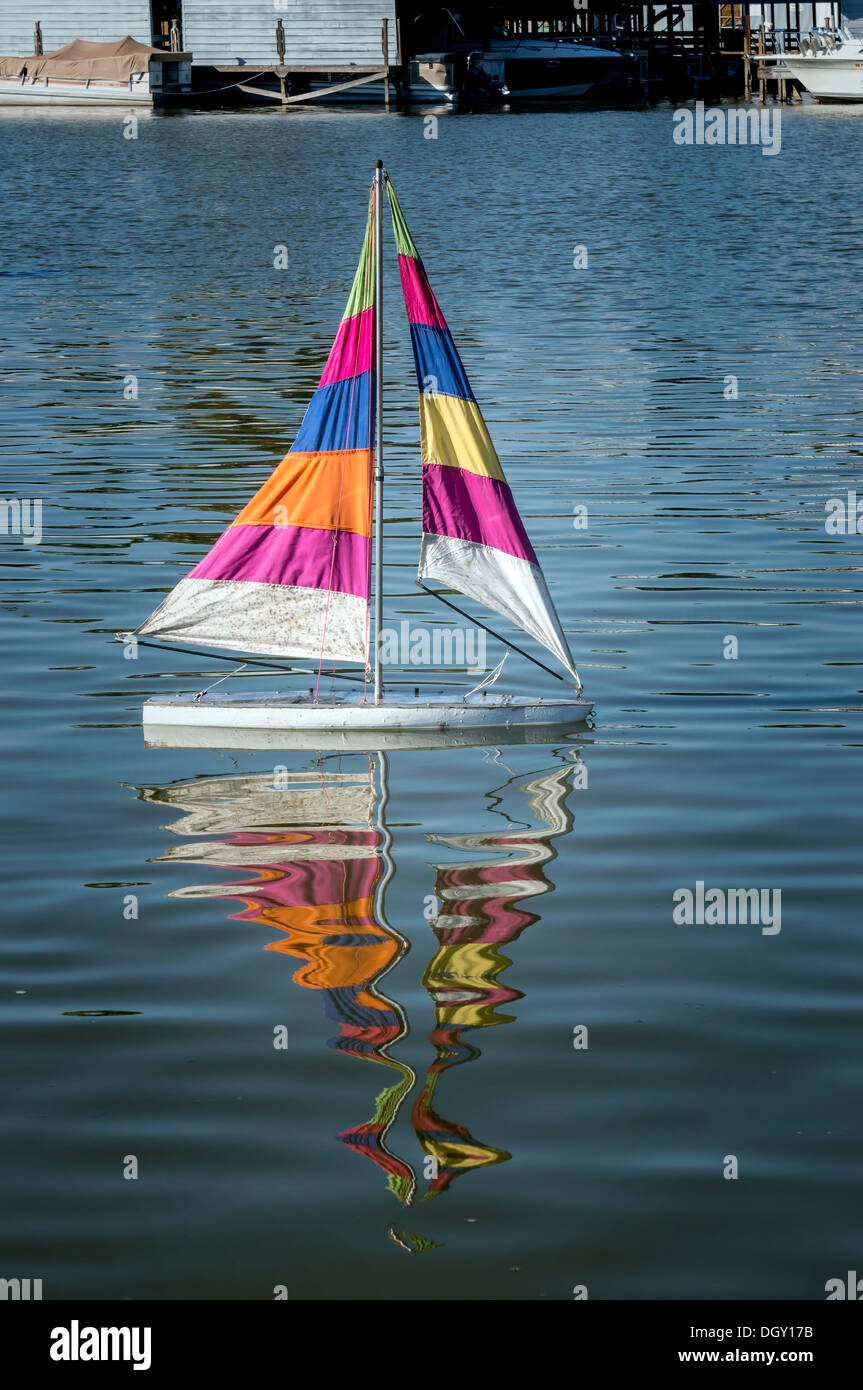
[
  {"left": 641, "top": 2, "right": 839, "bottom": 33},
  {"left": 0, "top": 0, "right": 152, "bottom": 55},
  {"left": 752, "top": 2, "right": 839, "bottom": 32},
  {"left": 182, "top": 0, "right": 397, "bottom": 66}
]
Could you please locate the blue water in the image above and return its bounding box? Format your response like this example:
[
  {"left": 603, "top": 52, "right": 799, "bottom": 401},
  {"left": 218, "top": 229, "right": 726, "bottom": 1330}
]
[{"left": 1, "top": 101, "right": 862, "bottom": 1300}]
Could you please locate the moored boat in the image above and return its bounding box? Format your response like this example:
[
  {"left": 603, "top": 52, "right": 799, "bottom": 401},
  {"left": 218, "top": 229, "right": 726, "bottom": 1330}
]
[
  {"left": 0, "top": 37, "right": 192, "bottom": 106},
  {"left": 758, "top": 25, "right": 863, "bottom": 101},
  {"left": 467, "top": 37, "right": 635, "bottom": 101},
  {"left": 406, "top": 36, "right": 634, "bottom": 104}
]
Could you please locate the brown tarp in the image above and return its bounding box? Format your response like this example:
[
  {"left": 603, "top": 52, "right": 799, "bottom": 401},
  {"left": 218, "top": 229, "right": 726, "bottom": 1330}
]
[{"left": 0, "top": 37, "right": 159, "bottom": 82}]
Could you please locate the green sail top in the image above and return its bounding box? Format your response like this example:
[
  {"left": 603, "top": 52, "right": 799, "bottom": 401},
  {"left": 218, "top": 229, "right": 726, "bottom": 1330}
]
[
  {"left": 385, "top": 178, "right": 420, "bottom": 260},
  {"left": 342, "top": 186, "right": 377, "bottom": 320}
]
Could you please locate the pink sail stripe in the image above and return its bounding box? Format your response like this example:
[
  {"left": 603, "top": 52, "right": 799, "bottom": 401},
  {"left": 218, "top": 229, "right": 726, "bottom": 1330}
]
[
  {"left": 216, "top": 850, "right": 381, "bottom": 917},
  {"left": 319, "top": 306, "right": 375, "bottom": 387},
  {"left": 190, "top": 523, "right": 371, "bottom": 598},
  {"left": 225, "top": 829, "right": 378, "bottom": 850},
  {"left": 397, "top": 254, "right": 448, "bottom": 331},
  {"left": 422, "top": 463, "right": 537, "bottom": 565}
]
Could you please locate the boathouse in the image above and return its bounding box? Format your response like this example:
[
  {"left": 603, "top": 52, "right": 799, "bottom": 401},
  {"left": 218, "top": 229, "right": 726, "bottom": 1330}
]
[
  {"left": 0, "top": 2, "right": 397, "bottom": 62},
  {"left": 0, "top": 3, "right": 852, "bottom": 101}
]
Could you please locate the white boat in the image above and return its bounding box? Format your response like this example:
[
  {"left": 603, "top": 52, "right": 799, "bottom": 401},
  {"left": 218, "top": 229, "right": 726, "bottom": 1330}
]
[
  {"left": 466, "top": 37, "right": 633, "bottom": 101},
  {"left": 760, "top": 26, "right": 863, "bottom": 101},
  {"left": 130, "top": 163, "right": 593, "bottom": 750},
  {"left": 406, "top": 37, "right": 632, "bottom": 104},
  {"left": 0, "top": 37, "right": 192, "bottom": 106}
]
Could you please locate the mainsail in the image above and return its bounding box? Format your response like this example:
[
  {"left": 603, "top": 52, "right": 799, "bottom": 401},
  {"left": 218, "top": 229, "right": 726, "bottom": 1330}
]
[
  {"left": 386, "top": 179, "right": 581, "bottom": 687},
  {"left": 136, "top": 191, "right": 377, "bottom": 664}
]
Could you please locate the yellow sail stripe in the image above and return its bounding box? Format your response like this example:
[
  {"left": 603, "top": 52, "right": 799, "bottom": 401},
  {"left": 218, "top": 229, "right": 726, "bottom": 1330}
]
[{"left": 419, "top": 394, "right": 505, "bottom": 482}]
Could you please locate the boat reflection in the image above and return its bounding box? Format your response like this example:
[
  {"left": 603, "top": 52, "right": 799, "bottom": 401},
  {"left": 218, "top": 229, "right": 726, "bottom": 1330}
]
[{"left": 140, "top": 752, "right": 578, "bottom": 1211}]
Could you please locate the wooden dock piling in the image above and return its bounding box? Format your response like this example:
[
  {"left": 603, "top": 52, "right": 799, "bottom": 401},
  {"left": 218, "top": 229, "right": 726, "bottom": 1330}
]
[
  {"left": 275, "top": 20, "right": 287, "bottom": 103},
  {"left": 382, "top": 17, "right": 390, "bottom": 108}
]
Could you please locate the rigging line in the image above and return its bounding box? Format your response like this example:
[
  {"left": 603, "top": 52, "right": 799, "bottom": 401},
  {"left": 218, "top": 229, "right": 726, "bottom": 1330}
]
[
  {"left": 194, "top": 662, "right": 249, "bottom": 702},
  {"left": 350, "top": 182, "right": 376, "bottom": 696},
  {"left": 360, "top": 189, "right": 376, "bottom": 706},
  {"left": 191, "top": 70, "right": 270, "bottom": 95},
  {"left": 126, "top": 635, "right": 366, "bottom": 683},
  {"left": 312, "top": 184, "right": 372, "bottom": 700},
  {"left": 415, "top": 583, "right": 567, "bottom": 684},
  {"left": 362, "top": 178, "right": 377, "bottom": 704},
  {"left": 359, "top": 188, "right": 377, "bottom": 658},
  {"left": 316, "top": 185, "right": 376, "bottom": 701},
  {"left": 464, "top": 651, "right": 507, "bottom": 698}
]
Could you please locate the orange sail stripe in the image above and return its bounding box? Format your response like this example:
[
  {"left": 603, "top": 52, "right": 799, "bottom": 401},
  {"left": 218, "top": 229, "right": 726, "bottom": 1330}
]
[
  {"left": 254, "top": 897, "right": 400, "bottom": 992},
  {"left": 232, "top": 449, "right": 373, "bottom": 537}
]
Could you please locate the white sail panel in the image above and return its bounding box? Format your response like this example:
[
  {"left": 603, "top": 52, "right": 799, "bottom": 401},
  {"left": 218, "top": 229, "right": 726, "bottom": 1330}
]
[
  {"left": 419, "top": 535, "right": 580, "bottom": 684},
  {"left": 137, "top": 577, "right": 368, "bottom": 664}
]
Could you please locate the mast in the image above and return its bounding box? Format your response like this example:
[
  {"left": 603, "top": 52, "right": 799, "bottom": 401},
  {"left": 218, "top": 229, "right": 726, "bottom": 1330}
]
[{"left": 373, "top": 160, "right": 384, "bottom": 705}]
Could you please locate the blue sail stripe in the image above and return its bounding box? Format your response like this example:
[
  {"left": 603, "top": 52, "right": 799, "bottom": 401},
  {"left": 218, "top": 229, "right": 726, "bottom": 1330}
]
[
  {"left": 409, "top": 324, "right": 475, "bottom": 402},
  {"left": 291, "top": 371, "right": 376, "bottom": 453}
]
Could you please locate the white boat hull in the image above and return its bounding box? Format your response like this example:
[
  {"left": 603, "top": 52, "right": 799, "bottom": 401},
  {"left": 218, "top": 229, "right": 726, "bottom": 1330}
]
[
  {"left": 0, "top": 73, "right": 154, "bottom": 104},
  {"left": 758, "top": 31, "right": 863, "bottom": 103},
  {"left": 143, "top": 691, "right": 594, "bottom": 751},
  {"left": 781, "top": 56, "right": 863, "bottom": 101}
]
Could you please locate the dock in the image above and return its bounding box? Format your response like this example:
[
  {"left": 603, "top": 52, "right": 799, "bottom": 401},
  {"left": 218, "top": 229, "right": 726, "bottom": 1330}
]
[
  {"left": 186, "top": 2, "right": 844, "bottom": 107},
  {"left": 0, "top": 2, "right": 848, "bottom": 106}
]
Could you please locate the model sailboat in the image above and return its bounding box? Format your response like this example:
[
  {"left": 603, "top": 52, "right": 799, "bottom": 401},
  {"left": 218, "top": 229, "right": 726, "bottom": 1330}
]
[{"left": 133, "top": 163, "right": 592, "bottom": 749}]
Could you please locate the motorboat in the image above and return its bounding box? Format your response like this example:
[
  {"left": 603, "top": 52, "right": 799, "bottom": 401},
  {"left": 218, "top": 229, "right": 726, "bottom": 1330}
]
[
  {"left": 408, "top": 36, "right": 634, "bottom": 104},
  {"left": 761, "top": 26, "right": 863, "bottom": 102}
]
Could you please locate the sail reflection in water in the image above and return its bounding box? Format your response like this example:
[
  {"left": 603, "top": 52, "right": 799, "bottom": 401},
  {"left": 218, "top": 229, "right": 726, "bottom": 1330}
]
[
  {"left": 417, "top": 767, "right": 573, "bottom": 1195},
  {"left": 140, "top": 755, "right": 576, "bottom": 1208},
  {"left": 143, "top": 768, "right": 417, "bottom": 1203}
]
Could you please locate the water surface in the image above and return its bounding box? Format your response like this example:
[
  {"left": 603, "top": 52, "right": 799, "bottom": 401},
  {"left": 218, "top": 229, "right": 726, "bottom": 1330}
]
[{"left": 1, "top": 101, "right": 861, "bottom": 1300}]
